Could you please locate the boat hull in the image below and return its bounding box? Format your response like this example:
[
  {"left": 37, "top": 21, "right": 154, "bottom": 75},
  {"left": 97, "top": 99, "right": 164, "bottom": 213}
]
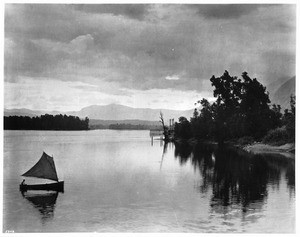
[{"left": 20, "top": 181, "right": 64, "bottom": 192}]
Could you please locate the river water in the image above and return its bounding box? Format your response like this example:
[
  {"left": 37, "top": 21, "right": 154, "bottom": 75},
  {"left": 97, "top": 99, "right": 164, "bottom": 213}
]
[{"left": 3, "top": 130, "right": 295, "bottom": 233}]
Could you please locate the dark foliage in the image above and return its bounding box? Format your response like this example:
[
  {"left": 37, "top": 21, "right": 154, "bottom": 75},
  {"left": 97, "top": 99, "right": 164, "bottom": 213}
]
[
  {"left": 262, "top": 127, "right": 290, "bottom": 146},
  {"left": 174, "top": 116, "right": 193, "bottom": 140},
  {"left": 263, "top": 95, "right": 295, "bottom": 145},
  {"left": 237, "top": 136, "right": 255, "bottom": 145},
  {"left": 174, "top": 71, "right": 292, "bottom": 145},
  {"left": 4, "top": 114, "right": 89, "bottom": 130},
  {"left": 210, "top": 71, "right": 276, "bottom": 141},
  {"left": 189, "top": 99, "right": 214, "bottom": 140},
  {"left": 283, "top": 95, "right": 295, "bottom": 141}
]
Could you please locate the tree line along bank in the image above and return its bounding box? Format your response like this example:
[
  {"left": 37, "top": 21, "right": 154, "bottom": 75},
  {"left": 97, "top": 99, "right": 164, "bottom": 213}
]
[
  {"left": 167, "top": 71, "right": 295, "bottom": 146},
  {"left": 4, "top": 114, "right": 89, "bottom": 130}
]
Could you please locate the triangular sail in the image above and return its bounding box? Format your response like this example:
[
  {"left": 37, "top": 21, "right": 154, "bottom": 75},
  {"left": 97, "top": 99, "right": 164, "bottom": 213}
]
[{"left": 22, "top": 152, "right": 59, "bottom": 181}]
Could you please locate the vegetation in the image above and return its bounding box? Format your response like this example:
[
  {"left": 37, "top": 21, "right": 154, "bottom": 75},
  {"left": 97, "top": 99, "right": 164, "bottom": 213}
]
[
  {"left": 262, "top": 95, "right": 295, "bottom": 145},
  {"left": 237, "top": 136, "right": 255, "bottom": 146},
  {"left": 89, "top": 119, "right": 161, "bottom": 130},
  {"left": 174, "top": 71, "right": 295, "bottom": 146},
  {"left": 4, "top": 114, "right": 89, "bottom": 130},
  {"left": 174, "top": 116, "right": 192, "bottom": 140},
  {"left": 108, "top": 123, "right": 153, "bottom": 130},
  {"left": 262, "top": 127, "right": 290, "bottom": 146},
  {"left": 90, "top": 123, "right": 161, "bottom": 130}
]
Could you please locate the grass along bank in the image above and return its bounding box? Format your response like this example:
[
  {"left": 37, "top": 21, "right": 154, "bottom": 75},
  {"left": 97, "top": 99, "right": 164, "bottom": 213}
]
[{"left": 242, "top": 142, "right": 295, "bottom": 159}]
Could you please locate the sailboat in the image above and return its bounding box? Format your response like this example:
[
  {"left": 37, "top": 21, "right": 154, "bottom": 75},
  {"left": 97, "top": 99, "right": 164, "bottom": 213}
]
[{"left": 20, "top": 152, "right": 64, "bottom": 192}]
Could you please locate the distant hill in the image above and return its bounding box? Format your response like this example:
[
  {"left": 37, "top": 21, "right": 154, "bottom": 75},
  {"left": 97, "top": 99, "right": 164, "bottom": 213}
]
[
  {"left": 268, "top": 76, "right": 295, "bottom": 110},
  {"left": 71, "top": 104, "right": 193, "bottom": 121},
  {"left": 4, "top": 104, "right": 194, "bottom": 122},
  {"left": 266, "top": 76, "right": 292, "bottom": 95},
  {"left": 4, "top": 108, "right": 60, "bottom": 117}
]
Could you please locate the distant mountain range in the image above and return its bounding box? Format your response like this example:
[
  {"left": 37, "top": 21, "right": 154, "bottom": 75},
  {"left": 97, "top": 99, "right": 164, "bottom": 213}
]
[
  {"left": 4, "top": 108, "right": 62, "bottom": 118},
  {"left": 4, "top": 75, "right": 295, "bottom": 122},
  {"left": 4, "top": 104, "right": 194, "bottom": 123},
  {"left": 71, "top": 104, "right": 193, "bottom": 121},
  {"left": 267, "top": 76, "right": 295, "bottom": 110}
]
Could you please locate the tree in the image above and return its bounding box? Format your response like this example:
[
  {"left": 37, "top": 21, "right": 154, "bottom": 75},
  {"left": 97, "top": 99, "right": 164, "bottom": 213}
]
[
  {"left": 159, "top": 111, "right": 169, "bottom": 141},
  {"left": 282, "top": 95, "right": 295, "bottom": 141},
  {"left": 174, "top": 116, "right": 192, "bottom": 139},
  {"left": 269, "top": 104, "right": 282, "bottom": 129},
  {"left": 174, "top": 70, "right": 286, "bottom": 144},
  {"left": 191, "top": 99, "right": 214, "bottom": 140},
  {"left": 210, "top": 71, "right": 244, "bottom": 143},
  {"left": 4, "top": 114, "right": 90, "bottom": 130},
  {"left": 209, "top": 71, "right": 278, "bottom": 142},
  {"left": 239, "top": 72, "right": 274, "bottom": 139}
]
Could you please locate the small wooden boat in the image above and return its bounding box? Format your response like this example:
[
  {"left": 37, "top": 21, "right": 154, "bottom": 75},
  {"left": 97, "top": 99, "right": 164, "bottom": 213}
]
[{"left": 20, "top": 152, "right": 64, "bottom": 192}]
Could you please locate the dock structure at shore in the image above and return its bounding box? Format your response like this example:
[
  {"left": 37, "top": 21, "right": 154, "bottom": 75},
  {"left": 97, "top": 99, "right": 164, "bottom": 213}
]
[
  {"left": 150, "top": 129, "right": 164, "bottom": 137},
  {"left": 150, "top": 118, "right": 175, "bottom": 142}
]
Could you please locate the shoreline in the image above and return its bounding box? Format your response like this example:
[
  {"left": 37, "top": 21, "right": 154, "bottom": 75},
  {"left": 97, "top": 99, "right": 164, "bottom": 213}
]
[
  {"left": 172, "top": 137, "right": 295, "bottom": 159},
  {"left": 241, "top": 142, "right": 295, "bottom": 159}
]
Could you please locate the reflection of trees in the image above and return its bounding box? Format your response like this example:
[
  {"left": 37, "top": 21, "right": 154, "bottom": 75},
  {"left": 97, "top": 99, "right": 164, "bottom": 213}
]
[
  {"left": 191, "top": 144, "right": 216, "bottom": 193},
  {"left": 160, "top": 142, "right": 168, "bottom": 170},
  {"left": 258, "top": 153, "right": 295, "bottom": 193},
  {"left": 286, "top": 162, "right": 295, "bottom": 190},
  {"left": 211, "top": 148, "right": 271, "bottom": 208},
  {"left": 21, "top": 191, "right": 59, "bottom": 223},
  {"left": 174, "top": 141, "right": 193, "bottom": 165},
  {"left": 173, "top": 142, "right": 295, "bottom": 212}
]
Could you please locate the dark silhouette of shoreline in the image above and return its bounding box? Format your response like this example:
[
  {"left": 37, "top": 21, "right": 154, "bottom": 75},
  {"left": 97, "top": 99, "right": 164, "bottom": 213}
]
[{"left": 4, "top": 114, "right": 89, "bottom": 130}]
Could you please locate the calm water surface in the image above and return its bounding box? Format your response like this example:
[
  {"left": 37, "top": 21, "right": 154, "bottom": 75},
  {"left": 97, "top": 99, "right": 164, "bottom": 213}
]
[{"left": 3, "top": 130, "right": 295, "bottom": 232}]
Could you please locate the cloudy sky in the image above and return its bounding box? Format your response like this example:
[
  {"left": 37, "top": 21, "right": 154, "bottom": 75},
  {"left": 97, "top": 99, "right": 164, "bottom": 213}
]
[{"left": 4, "top": 3, "right": 296, "bottom": 111}]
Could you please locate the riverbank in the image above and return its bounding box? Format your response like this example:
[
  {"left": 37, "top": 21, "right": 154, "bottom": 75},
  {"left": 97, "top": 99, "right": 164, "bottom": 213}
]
[
  {"left": 172, "top": 137, "right": 295, "bottom": 159},
  {"left": 242, "top": 142, "right": 295, "bottom": 159}
]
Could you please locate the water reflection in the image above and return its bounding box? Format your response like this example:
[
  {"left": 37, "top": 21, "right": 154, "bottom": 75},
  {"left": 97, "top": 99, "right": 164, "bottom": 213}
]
[
  {"left": 159, "top": 141, "right": 168, "bottom": 170},
  {"left": 172, "top": 142, "right": 295, "bottom": 212},
  {"left": 286, "top": 162, "right": 295, "bottom": 191},
  {"left": 21, "top": 191, "right": 59, "bottom": 223}
]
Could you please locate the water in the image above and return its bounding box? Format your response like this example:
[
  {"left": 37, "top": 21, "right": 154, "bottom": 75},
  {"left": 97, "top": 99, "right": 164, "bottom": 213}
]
[{"left": 3, "top": 130, "right": 295, "bottom": 233}]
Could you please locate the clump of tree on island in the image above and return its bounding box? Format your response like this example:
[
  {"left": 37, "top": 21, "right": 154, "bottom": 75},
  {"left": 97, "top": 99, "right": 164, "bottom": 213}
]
[
  {"left": 4, "top": 114, "right": 89, "bottom": 130},
  {"left": 173, "top": 71, "right": 295, "bottom": 146}
]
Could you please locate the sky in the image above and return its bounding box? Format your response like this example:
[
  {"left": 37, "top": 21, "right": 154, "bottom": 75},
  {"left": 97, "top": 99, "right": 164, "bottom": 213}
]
[{"left": 4, "top": 3, "right": 296, "bottom": 111}]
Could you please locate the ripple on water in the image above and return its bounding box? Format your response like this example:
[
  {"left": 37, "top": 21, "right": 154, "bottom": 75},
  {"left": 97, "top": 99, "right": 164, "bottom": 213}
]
[{"left": 3, "top": 130, "right": 295, "bottom": 232}]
